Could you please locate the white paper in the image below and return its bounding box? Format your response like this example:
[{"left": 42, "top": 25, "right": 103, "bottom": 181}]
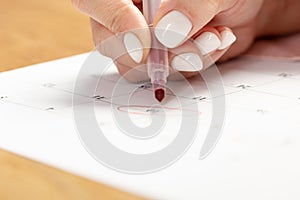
[{"left": 1, "top": 53, "right": 300, "bottom": 200}]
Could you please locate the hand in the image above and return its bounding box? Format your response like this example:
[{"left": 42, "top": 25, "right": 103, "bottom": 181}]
[{"left": 71, "top": 0, "right": 299, "bottom": 81}]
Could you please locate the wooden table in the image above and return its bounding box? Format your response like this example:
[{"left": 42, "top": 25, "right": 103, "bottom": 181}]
[{"left": 0, "top": 1, "right": 144, "bottom": 199}]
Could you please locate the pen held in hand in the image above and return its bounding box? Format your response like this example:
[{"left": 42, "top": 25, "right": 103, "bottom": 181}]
[{"left": 143, "top": 0, "right": 169, "bottom": 102}]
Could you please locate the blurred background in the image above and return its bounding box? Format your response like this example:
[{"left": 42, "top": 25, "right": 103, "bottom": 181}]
[{"left": 0, "top": 0, "right": 94, "bottom": 72}]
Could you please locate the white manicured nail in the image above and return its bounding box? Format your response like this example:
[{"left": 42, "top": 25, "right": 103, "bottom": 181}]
[
  {"left": 218, "top": 31, "right": 236, "bottom": 50},
  {"left": 155, "top": 11, "right": 192, "bottom": 48},
  {"left": 194, "top": 32, "right": 221, "bottom": 55},
  {"left": 123, "top": 32, "right": 143, "bottom": 63},
  {"left": 172, "top": 53, "right": 203, "bottom": 72}
]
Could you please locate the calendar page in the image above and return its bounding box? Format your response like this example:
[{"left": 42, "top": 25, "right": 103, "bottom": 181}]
[{"left": 0, "top": 52, "right": 300, "bottom": 200}]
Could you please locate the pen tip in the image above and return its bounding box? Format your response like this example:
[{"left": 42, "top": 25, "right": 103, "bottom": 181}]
[{"left": 155, "top": 89, "right": 165, "bottom": 102}]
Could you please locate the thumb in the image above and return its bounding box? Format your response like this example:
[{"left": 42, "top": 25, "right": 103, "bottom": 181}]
[
  {"left": 72, "top": 0, "right": 150, "bottom": 63},
  {"left": 153, "top": 0, "right": 235, "bottom": 48}
]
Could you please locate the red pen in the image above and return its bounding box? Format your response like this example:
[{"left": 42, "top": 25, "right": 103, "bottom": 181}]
[{"left": 143, "top": 0, "right": 169, "bottom": 102}]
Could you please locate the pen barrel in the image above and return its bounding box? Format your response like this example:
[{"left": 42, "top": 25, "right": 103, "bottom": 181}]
[
  {"left": 143, "top": 0, "right": 169, "bottom": 86},
  {"left": 147, "top": 31, "right": 169, "bottom": 85},
  {"left": 148, "top": 34, "right": 169, "bottom": 83},
  {"left": 152, "top": 70, "right": 167, "bottom": 90},
  {"left": 143, "top": 0, "right": 161, "bottom": 24}
]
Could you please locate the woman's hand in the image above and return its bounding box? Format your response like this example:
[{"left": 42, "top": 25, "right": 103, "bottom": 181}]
[{"left": 71, "top": 0, "right": 300, "bottom": 82}]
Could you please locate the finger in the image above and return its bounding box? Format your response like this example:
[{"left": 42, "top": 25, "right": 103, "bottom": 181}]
[
  {"left": 218, "top": 25, "right": 255, "bottom": 62},
  {"left": 90, "top": 18, "right": 113, "bottom": 46},
  {"left": 193, "top": 26, "right": 222, "bottom": 56},
  {"left": 116, "top": 26, "right": 236, "bottom": 82},
  {"left": 153, "top": 0, "right": 236, "bottom": 48},
  {"left": 216, "top": 26, "right": 237, "bottom": 51},
  {"left": 72, "top": 0, "right": 150, "bottom": 64},
  {"left": 199, "top": 26, "right": 237, "bottom": 68},
  {"left": 169, "top": 26, "right": 221, "bottom": 72},
  {"left": 169, "top": 26, "right": 236, "bottom": 73},
  {"left": 115, "top": 61, "right": 149, "bottom": 83},
  {"left": 91, "top": 19, "right": 148, "bottom": 71}
]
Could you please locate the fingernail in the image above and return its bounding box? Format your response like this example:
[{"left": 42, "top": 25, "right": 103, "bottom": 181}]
[
  {"left": 194, "top": 32, "right": 221, "bottom": 55},
  {"left": 123, "top": 32, "right": 143, "bottom": 63},
  {"left": 155, "top": 11, "right": 192, "bottom": 48},
  {"left": 218, "top": 31, "right": 236, "bottom": 50},
  {"left": 171, "top": 53, "right": 203, "bottom": 72}
]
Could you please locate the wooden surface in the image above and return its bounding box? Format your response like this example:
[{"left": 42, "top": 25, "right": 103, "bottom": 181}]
[
  {"left": 0, "top": 0, "right": 93, "bottom": 72},
  {"left": 0, "top": 150, "right": 144, "bottom": 200},
  {"left": 0, "top": 1, "right": 144, "bottom": 199}
]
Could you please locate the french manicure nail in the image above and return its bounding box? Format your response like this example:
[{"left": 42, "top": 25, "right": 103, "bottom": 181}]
[
  {"left": 218, "top": 31, "right": 237, "bottom": 50},
  {"left": 195, "top": 32, "right": 221, "bottom": 55},
  {"left": 124, "top": 32, "right": 143, "bottom": 63},
  {"left": 172, "top": 53, "right": 203, "bottom": 72},
  {"left": 155, "top": 11, "right": 192, "bottom": 48}
]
